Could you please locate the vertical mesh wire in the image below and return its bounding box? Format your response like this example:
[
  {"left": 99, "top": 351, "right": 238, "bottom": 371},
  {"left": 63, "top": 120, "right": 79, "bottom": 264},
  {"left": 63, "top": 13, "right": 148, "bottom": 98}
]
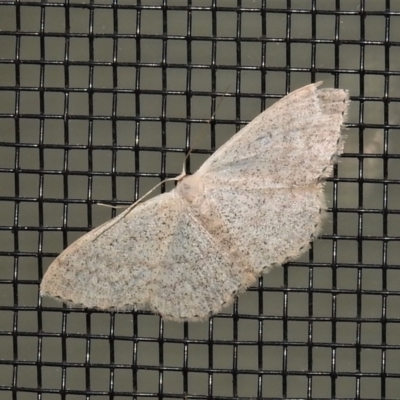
[{"left": 1, "top": 1, "right": 400, "bottom": 399}]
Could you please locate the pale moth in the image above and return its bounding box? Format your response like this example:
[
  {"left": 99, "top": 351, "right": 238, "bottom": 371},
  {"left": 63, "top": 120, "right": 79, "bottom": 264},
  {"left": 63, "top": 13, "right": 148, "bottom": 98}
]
[{"left": 41, "top": 82, "right": 350, "bottom": 321}]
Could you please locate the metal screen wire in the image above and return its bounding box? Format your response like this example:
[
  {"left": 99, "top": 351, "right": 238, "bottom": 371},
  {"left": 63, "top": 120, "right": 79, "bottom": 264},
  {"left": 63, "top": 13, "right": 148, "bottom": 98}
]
[{"left": 1, "top": 1, "right": 400, "bottom": 399}]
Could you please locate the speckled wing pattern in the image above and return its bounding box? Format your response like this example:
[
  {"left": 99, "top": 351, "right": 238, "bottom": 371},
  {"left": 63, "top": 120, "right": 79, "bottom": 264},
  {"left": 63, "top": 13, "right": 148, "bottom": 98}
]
[
  {"left": 40, "top": 82, "right": 349, "bottom": 321},
  {"left": 40, "top": 191, "right": 252, "bottom": 320}
]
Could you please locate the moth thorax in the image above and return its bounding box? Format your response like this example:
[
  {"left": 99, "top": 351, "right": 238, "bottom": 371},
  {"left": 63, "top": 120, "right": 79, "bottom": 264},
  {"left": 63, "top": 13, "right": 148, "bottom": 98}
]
[{"left": 176, "top": 174, "right": 204, "bottom": 205}]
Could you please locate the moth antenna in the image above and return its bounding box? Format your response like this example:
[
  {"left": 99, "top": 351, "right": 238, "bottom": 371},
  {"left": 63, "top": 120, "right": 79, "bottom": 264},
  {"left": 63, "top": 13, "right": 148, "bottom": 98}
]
[
  {"left": 91, "top": 171, "right": 187, "bottom": 241},
  {"left": 129, "top": 170, "right": 186, "bottom": 211},
  {"left": 181, "top": 85, "right": 231, "bottom": 175}
]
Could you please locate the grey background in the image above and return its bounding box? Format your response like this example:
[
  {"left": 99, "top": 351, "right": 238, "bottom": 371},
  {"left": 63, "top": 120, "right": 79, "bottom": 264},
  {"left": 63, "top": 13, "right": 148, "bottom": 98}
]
[{"left": 1, "top": 0, "right": 400, "bottom": 399}]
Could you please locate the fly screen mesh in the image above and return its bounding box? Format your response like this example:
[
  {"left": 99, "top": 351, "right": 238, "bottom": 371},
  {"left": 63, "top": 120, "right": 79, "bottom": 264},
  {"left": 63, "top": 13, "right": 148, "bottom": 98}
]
[{"left": 0, "top": 1, "right": 400, "bottom": 399}]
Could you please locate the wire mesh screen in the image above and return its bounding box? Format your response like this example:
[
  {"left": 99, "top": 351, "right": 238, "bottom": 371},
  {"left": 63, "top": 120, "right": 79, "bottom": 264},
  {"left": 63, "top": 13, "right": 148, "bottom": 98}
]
[{"left": 1, "top": 1, "right": 400, "bottom": 399}]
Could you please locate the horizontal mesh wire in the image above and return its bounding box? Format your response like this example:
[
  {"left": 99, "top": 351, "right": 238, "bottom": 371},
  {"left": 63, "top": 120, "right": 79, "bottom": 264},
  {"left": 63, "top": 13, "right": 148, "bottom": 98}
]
[{"left": 0, "top": 0, "right": 400, "bottom": 399}]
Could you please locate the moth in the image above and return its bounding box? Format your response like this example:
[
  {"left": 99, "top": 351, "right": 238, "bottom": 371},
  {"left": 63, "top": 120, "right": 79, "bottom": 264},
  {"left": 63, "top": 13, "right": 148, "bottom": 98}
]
[{"left": 40, "top": 82, "right": 350, "bottom": 321}]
